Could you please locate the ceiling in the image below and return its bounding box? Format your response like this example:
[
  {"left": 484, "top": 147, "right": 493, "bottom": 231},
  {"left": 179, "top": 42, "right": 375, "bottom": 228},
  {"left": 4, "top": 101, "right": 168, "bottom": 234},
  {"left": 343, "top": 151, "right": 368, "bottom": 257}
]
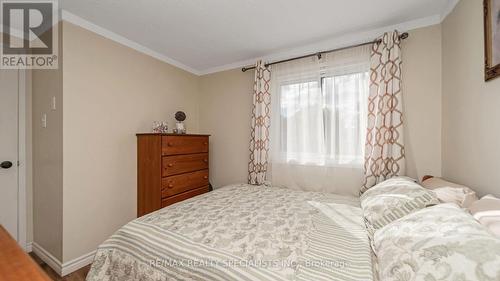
[{"left": 60, "top": 0, "right": 456, "bottom": 75}]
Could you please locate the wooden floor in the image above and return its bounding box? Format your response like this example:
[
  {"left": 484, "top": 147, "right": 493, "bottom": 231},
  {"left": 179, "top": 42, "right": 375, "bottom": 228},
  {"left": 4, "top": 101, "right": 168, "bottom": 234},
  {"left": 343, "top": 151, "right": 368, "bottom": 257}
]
[{"left": 29, "top": 253, "right": 91, "bottom": 281}]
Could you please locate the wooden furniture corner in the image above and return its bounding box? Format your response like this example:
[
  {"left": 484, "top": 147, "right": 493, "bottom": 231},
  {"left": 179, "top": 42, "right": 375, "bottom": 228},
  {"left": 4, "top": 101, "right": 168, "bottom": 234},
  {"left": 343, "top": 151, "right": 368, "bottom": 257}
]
[
  {"left": 0, "top": 226, "right": 51, "bottom": 281},
  {"left": 137, "top": 133, "right": 211, "bottom": 217}
]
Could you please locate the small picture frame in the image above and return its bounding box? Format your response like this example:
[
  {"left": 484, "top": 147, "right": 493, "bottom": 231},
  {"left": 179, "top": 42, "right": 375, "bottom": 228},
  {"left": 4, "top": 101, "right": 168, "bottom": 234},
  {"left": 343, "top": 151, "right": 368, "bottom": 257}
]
[
  {"left": 152, "top": 121, "right": 168, "bottom": 134},
  {"left": 484, "top": 0, "right": 500, "bottom": 81}
]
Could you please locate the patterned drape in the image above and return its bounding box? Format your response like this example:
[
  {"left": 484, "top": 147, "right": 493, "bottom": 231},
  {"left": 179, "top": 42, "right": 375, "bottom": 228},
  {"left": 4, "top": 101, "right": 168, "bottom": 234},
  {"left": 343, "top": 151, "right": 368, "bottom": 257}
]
[
  {"left": 248, "top": 61, "right": 272, "bottom": 185},
  {"left": 361, "top": 31, "right": 405, "bottom": 194}
]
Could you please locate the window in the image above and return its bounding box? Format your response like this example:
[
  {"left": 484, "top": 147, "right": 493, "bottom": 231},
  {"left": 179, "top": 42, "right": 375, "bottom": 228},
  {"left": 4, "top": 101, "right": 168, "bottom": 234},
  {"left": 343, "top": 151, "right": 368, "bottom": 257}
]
[
  {"left": 277, "top": 70, "right": 369, "bottom": 167},
  {"left": 269, "top": 46, "right": 370, "bottom": 192}
]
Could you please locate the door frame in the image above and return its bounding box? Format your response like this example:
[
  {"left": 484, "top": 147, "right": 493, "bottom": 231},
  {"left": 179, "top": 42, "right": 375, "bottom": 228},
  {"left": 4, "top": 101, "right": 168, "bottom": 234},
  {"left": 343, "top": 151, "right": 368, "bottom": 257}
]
[{"left": 18, "top": 69, "right": 29, "bottom": 251}]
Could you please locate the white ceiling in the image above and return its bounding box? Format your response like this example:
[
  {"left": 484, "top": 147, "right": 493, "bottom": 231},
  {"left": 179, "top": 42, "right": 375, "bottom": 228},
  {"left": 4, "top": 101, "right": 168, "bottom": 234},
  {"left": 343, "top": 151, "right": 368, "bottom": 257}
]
[{"left": 60, "top": 0, "right": 457, "bottom": 75}]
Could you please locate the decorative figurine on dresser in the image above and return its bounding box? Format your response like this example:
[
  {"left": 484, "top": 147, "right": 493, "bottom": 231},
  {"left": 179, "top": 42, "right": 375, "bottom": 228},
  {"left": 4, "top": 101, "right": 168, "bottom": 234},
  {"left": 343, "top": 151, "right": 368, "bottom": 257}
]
[
  {"left": 173, "top": 111, "right": 187, "bottom": 134},
  {"left": 136, "top": 133, "right": 210, "bottom": 216}
]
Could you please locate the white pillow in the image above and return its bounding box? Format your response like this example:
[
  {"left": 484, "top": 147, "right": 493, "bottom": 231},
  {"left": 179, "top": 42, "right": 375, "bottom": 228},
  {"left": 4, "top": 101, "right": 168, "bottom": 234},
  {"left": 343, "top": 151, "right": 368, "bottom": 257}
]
[
  {"left": 469, "top": 194, "right": 500, "bottom": 237},
  {"left": 421, "top": 177, "right": 478, "bottom": 208},
  {"left": 374, "top": 203, "right": 500, "bottom": 281},
  {"left": 361, "top": 177, "right": 439, "bottom": 234}
]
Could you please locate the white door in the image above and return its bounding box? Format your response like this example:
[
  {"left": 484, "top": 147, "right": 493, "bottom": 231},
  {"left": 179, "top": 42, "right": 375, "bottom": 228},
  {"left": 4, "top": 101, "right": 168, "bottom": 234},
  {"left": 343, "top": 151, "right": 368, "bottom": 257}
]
[{"left": 0, "top": 69, "right": 19, "bottom": 240}]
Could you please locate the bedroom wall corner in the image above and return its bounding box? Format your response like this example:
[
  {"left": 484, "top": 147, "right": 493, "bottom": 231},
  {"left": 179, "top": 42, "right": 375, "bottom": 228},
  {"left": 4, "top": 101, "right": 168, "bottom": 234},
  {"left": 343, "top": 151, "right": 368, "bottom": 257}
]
[
  {"left": 199, "top": 69, "right": 254, "bottom": 188},
  {"left": 61, "top": 21, "right": 201, "bottom": 263},
  {"left": 441, "top": 0, "right": 500, "bottom": 197},
  {"left": 32, "top": 22, "right": 64, "bottom": 262},
  {"left": 402, "top": 24, "right": 443, "bottom": 181}
]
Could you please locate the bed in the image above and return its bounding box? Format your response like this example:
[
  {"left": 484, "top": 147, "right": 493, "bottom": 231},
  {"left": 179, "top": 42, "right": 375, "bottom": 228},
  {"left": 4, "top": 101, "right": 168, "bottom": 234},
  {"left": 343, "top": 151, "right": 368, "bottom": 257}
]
[{"left": 85, "top": 184, "right": 374, "bottom": 281}]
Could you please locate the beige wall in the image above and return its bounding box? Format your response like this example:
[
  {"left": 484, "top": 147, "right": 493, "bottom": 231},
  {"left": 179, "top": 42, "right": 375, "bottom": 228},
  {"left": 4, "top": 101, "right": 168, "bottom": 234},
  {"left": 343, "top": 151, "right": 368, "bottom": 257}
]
[
  {"left": 402, "top": 24, "right": 443, "bottom": 181},
  {"left": 199, "top": 69, "right": 254, "bottom": 187},
  {"left": 61, "top": 22, "right": 200, "bottom": 262},
  {"left": 199, "top": 24, "right": 443, "bottom": 188},
  {"left": 32, "top": 24, "right": 64, "bottom": 260},
  {"left": 442, "top": 0, "right": 500, "bottom": 197}
]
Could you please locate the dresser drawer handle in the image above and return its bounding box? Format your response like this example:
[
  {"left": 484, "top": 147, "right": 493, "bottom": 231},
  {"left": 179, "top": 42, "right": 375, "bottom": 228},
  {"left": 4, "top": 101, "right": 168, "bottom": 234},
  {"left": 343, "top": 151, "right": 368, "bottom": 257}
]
[
  {"left": 168, "top": 184, "right": 174, "bottom": 188},
  {"left": 167, "top": 142, "right": 174, "bottom": 147},
  {"left": 203, "top": 159, "right": 208, "bottom": 163},
  {"left": 203, "top": 176, "right": 208, "bottom": 179},
  {"left": 203, "top": 142, "right": 208, "bottom": 145},
  {"left": 167, "top": 163, "right": 173, "bottom": 167}
]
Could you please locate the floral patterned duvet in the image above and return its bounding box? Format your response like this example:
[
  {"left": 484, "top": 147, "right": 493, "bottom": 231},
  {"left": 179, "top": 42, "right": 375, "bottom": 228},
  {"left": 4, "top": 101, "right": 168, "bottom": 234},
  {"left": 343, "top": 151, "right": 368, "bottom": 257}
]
[{"left": 86, "top": 184, "right": 373, "bottom": 281}]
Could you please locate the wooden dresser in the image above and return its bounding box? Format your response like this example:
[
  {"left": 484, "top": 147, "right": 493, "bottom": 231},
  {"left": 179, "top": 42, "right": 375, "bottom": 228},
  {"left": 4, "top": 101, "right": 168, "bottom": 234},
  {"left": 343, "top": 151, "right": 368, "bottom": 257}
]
[{"left": 136, "top": 133, "right": 210, "bottom": 217}]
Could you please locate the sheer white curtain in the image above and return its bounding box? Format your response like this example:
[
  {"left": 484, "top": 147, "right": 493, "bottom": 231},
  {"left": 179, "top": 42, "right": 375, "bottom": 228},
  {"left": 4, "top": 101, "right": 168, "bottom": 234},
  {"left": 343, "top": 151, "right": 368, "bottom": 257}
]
[{"left": 269, "top": 45, "right": 370, "bottom": 196}]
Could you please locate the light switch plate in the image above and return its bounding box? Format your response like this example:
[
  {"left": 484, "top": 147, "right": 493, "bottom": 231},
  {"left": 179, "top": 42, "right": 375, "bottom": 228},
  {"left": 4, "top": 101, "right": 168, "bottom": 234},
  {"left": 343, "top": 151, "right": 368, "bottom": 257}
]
[
  {"left": 42, "top": 113, "right": 47, "bottom": 128},
  {"left": 51, "top": 96, "right": 56, "bottom": 111}
]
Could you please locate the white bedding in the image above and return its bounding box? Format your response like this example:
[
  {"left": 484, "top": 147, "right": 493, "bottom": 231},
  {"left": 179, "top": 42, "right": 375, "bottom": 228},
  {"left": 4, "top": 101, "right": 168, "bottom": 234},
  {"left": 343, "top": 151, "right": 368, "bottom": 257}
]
[{"left": 86, "top": 184, "right": 373, "bottom": 281}]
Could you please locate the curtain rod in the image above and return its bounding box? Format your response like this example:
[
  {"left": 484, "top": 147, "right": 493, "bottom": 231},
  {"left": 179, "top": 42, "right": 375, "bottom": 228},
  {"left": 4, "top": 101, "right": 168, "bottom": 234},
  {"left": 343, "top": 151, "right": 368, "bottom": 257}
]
[{"left": 241, "top": 32, "right": 409, "bottom": 72}]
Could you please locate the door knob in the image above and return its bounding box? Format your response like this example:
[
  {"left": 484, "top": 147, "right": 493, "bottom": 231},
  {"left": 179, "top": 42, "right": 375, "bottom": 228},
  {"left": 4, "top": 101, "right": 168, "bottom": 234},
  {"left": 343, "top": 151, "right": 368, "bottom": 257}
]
[{"left": 0, "top": 161, "right": 13, "bottom": 169}]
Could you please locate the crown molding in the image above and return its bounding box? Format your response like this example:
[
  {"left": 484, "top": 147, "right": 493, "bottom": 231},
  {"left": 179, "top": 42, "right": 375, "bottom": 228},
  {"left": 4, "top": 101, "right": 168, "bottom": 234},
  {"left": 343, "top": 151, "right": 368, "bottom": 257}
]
[
  {"left": 199, "top": 14, "right": 442, "bottom": 75},
  {"left": 60, "top": 0, "right": 460, "bottom": 76},
  {"left": 61, "top": 10, "right": 201, "bottom": 75}
]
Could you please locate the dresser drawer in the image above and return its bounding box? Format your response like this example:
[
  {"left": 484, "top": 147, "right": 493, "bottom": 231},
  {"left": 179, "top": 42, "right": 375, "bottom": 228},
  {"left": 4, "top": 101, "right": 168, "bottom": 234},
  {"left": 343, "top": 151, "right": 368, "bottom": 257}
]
[
  {"left": 162, "top": 136, "right": 208, "bottom": 156},
  {"left": 162, "top": 153, "right": 208, "bottom": 177},
  {"left": 161, "top": 169, "right": 209, "bottom": 198},
  {"left": 161, "top": 186, "right": 209, "bottom": 208}
]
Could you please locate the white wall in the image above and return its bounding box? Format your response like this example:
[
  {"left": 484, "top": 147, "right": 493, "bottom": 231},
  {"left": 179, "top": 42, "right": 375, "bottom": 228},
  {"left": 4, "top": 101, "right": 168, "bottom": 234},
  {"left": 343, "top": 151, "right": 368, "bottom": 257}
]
[{"left": 442, "top": 0, "right": 500, "bottom": 197}]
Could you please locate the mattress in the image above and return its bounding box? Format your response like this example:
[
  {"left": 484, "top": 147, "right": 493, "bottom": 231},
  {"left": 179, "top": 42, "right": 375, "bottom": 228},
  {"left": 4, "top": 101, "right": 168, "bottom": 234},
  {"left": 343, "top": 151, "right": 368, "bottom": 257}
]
[{"left": 86, "top": 184, "right": 373, "bottom": 281}]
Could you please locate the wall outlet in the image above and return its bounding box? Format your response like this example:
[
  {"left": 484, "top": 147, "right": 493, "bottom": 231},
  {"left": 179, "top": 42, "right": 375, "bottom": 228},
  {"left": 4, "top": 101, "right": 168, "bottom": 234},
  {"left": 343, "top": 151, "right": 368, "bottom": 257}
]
[
  {"left": 42, "top": 113, "right": 47, "bottom": 128},
  {"left": 51, "top": 96, "right": 56, "bottom": 111}
]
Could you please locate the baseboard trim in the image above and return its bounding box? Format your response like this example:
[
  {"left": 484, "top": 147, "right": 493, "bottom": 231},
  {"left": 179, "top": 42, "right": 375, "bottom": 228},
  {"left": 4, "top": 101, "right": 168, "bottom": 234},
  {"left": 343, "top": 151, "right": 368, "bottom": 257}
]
[
  {"left": 61, "top": 250, "right": 96, "bottom": 276},
  {"left": 31, "top": 242, "right": 63, "bottom": 276},
  {"left": 25, "top": 242, "right": 33, "bottom": 252},
  {"left": 31, "top": 242, "right": 96, "bottom": 276}
]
